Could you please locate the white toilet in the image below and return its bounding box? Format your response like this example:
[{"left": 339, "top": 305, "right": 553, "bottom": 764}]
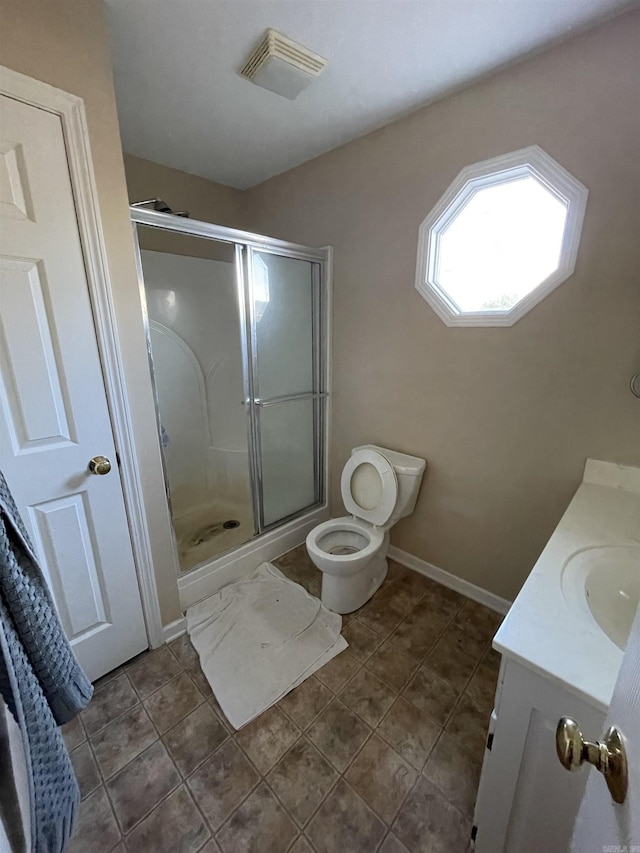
[{"left": 306, "top": 445, "right": 426, "bottom": 614}]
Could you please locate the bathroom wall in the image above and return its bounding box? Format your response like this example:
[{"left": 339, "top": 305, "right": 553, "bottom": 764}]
[
  {"left": 244, "top": 9, "right": 640, "bottom": 601},
  {"left": 124, "top": 153, "right": 244, "bottom": 229},
  {"left": 0, "top": 0, "right": 183, "bottom": 625}
]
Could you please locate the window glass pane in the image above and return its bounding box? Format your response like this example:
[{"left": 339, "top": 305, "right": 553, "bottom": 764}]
[{"left": 436, "top": 176, "right": 567, "bottom": 312}]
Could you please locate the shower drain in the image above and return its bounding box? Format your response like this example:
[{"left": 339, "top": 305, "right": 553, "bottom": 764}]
[{"left": 188, "top": 519, "right": 241, "bottom": 547}]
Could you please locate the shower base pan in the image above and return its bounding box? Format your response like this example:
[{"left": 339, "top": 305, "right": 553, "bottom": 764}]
[{"left": 174, "top": 497, "right": 254, "bottom": 573}]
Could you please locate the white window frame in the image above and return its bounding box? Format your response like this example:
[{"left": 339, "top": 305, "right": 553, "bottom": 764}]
[{"left": 415, "top": 145, "right": 588, "bottom": 327}]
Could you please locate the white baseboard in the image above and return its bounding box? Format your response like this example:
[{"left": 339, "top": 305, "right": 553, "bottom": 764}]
[
  {"left": 163, "top": 616, "right": 187, "bottom": 644},
  {"left": 178, "top": 506, "right": 330, "bottom": 611},
  {"left": 388, "top": 546, "right": 512, "bottom": 615}
]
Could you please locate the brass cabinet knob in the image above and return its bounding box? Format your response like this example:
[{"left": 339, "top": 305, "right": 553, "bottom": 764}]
[
  {"left": 88, "top": 455, "right": 112, "bottom": 476},
  {"left": 556, "top": 716, "right": 628, "bottom": 804}
]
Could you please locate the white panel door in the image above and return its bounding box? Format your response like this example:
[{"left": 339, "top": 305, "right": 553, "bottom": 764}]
[{"left": 0, "top": 94, "right": 147, "bottom": 680}]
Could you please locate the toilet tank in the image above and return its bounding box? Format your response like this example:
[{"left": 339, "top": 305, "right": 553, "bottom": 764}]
[{"left": 352, "top": 445, "right": 426, "bottom": 527}]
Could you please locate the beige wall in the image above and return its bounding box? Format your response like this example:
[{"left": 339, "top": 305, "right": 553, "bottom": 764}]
[
  {"left": 3, "top": 0, "right": 637, "bottom": 618},
  {"left": 245, "top": 10, "right": 640, "bottom": 601},
  {"left": 123, "top": 152, "right": 245, "bottom": 229},
  {"left": 1, "top": 0, "right": 183, "bottom": 625}
]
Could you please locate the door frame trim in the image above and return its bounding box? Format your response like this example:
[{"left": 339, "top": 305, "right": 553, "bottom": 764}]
[{"left": 0, "top": 65, "right": 164, "bottom": 647}]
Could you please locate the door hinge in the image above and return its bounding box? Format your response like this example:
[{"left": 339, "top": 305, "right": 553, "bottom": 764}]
[
  {"left": 486, "top": 732, "right": 494, "bottom": 751},
  {"left": 471, "top": 825, "right": 478, "bottom": 842}
]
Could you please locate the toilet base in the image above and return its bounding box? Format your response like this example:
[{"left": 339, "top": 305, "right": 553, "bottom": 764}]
[{"left": 321, "top": 552, "right": 388, "bottom": 614}]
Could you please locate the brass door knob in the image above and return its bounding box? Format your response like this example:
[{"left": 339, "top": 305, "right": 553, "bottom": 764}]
[
  {"left": 556, "top": 716, "right": 628, "bottom": 804},
  {"left": 88, "top": 455, "right": 112, "bottom": 476}
]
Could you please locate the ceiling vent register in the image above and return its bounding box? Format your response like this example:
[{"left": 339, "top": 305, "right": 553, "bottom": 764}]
[{"left": 240, "top": 28, "right": 328, "bottom": 100}]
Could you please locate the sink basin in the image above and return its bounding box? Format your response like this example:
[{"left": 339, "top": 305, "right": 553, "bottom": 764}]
[{"left": 562, "top": 545, "right": 640, "bottom": 650}]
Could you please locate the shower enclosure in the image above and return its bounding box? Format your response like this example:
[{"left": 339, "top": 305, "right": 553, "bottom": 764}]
[{"left": 131, "top": 209, "right": 329, "bottom": 575}]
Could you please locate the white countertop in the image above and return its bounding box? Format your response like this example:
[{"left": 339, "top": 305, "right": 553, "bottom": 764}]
[{"left": 493, "top": 459, "right": 640, "bottom": 712}]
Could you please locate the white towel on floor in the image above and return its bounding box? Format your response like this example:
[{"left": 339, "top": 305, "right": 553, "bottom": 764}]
[{"left": 186, "top": 562, "right": 347, "bottom": 729}]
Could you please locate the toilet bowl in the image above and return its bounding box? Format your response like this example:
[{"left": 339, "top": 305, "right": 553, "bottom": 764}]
[{"left": 306, "top": 445, "right": 426, "bottom": 614}]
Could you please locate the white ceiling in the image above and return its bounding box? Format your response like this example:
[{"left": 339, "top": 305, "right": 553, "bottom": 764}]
[{"left": 105, "top": 0, "right": 635, "bottom": 190}]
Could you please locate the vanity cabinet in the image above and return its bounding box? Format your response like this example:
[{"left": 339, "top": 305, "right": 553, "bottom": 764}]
[{"left": 473, "top": 657, "right": 605, "bottom": 853}]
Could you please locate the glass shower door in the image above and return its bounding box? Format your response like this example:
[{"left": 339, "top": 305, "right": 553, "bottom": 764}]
[{"left": 246, "top": 249, "right": 325, "bottom": 529}]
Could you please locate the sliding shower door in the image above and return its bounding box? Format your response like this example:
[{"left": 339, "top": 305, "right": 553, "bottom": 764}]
[
  {"left": 245, "top": 249, "right": 325, "bottom": 530},
  {"left": 136, "top": 225, "right": 255, "bottom": 572},
  {"left": 132, "top": 209, "right": 328, "bottom": 575}
]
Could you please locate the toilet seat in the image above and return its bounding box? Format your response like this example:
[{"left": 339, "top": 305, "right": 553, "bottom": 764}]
[
  {"left": 341, "top": 448, "right": 398, "bottom": 527},
  {"left": 305, "top": 517, "right": 385, "bottom": 578}
]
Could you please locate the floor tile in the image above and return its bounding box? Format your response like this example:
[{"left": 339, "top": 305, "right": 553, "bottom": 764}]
[
  {"left": 107, "top": 739, "right": 180, "bottom": 833},
  {"left": 339, "top": 667, "right": 396, "bottom": 727},
  {"left": 465, "top": 658, "right": 500, "bottom": 713},
  {"left": 379, "top": 832, "right": 410, "bottom": 853},
  {"left": 91, "top": 703, "right": 157, "bottom": 779},
  {"left": 278, "top": 676, "right": 332, "bottom": 729},
  {"left": 357, "top": 597, "right": 405, "bottom": 637},
  {"left": 445, "top": 693, "right": 490, "bottom": 760},
  {"left": 306, "top": 779, "right": 386, "bottom": 853},
  {"left": 187, "top": 662, "right": 213, "bottom": 698},
  {"left": 396, "top": 569, "right": 439, "bottom": 598},
  {"left": 235, "top": 705, "right": 300, "bottom": 775},
  {"left": 69, "top": 742, "right": 101, "bottom": 800},
  {"left": 345, "top": 734, "right": 417, "bottom": 823},
  {"left": 455, "top": 599, "right": 502, "bottom": 643},
  {"left": 307, "top": 699, "right": 370, "bottom": 772},
  {"left": 388, "top": 601, "right": 450, "bottom": 658},
  {"left": 314, "top": 650, "right": 360, "bottom": 693},
  {"left": 423, "top": 584, "right": 466, "bottom": 621},
  {"left": 187, "top": 739, "right": 259, "bottom": 830},
  {"left": 404, "top": 665, "right": 460, "bottom": 726},
  {"left": 342, "top": 619, "right": 382, "bottom": 662},
  {"left": 288, "top": 837, "right": 314, "bottom": 853},
  {"left": 378, "top": 696, "right": 441, "bottom": 771},
  {"left": 163, "top": 702, "right": 228, "bottom": 776},
  {"left": 127, "top": 647, "right": 182, "bottom": 699},
  {"left": 123, "top": 648, "right": 154, "bottom": 670},
  {"left": 274, "top": 547, "right": 322, "bottom": 598},
  {"left": 124, "top": 785, "right": 209, "bottom": 853},
  {"left": 168, "top": 634, "right": 200, "bottom": 668},
  {"left": 484, "top": 646, "right": 502, "bottom": 672},
  {"left": 423, "top": 731, "right": 482, "bottom": 816},
  {"left": 143, "top": 672, "right": 204, "bottom": 733},
  {"left": 375, "top": 578, "right": 425, "bottom": 616},
  {"left": 365, "top": 640, "right": 421, "bottom": 691},
  {"left": 65, "top": 786, "right": 120, "bottom": 853},
  {"left": 392, "top": 776, "right": 471, "bottom": 853},
  {"left": 197, "top": 842, "right": 222, "bottom": 853},
  {"left": 82, "top": 673, "right": 138, "bottom": 736},
  {"left": 267, "top": 738, "right": 338, "bottom": 826},
  {"left": 423, "top": 626, "right": 483, "bottom": 690},
  {"left": 386, "top": 560, "right": 409, "bottom": 582},
  {"left": 216, "top": 782, "right": 297, "bottom": 853},
  {"left": 92, "top": 666, "right": 124, "bottom": 688},
  {"left": 61, "top": 714, "right": 86, "bottom": 751},
  {"left": 208, "top": 692, "right": 233, "bottom": 730}
]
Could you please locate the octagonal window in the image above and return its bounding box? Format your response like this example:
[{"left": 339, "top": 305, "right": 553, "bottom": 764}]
[{"left": 415, "top": 146, "right": 588, "bottom": 327}]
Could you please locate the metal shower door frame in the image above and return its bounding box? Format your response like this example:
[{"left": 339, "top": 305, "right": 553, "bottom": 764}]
[
  {"left": 130, "top": 206, "right": 329, "bottom": 567},
  {"left": 242, "top": 244, "right": 327, "bottom": 534}
]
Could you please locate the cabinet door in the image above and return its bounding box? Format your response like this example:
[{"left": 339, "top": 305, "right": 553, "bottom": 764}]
[{"left": 474, "top": 660, "right": 604, "bottom": 853}]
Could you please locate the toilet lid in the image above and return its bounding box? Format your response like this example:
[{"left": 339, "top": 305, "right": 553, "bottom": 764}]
[{"left": 341, "top": 448, "right": 398, "bottom": 527}]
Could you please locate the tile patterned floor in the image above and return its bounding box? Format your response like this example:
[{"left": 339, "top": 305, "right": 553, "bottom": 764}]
[{"left": 63, "top": 546, "right": 502, "bottom": 853}]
